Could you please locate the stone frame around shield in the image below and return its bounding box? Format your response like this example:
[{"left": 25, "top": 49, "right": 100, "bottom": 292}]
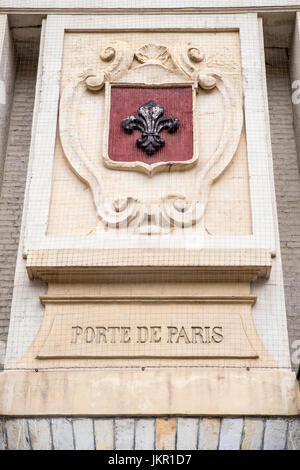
[{"left": 23, "top": 14, "right": 276, "bottom": 252}]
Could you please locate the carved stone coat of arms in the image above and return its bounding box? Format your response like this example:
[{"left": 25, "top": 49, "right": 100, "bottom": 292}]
[{"left": 59, "top": 42, "right": 243, "bottom": 234}]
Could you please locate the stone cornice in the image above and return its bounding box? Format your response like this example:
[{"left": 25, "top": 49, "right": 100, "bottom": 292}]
[
  {"left": 1, "top": 0, "right": 300, "bottom": 14},
  {"left": 26, "top": 248, "right": 272, "bottom": 283}
]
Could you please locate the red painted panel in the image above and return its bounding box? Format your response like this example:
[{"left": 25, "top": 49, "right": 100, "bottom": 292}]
[{"left": 108, "top": 87, "right": 193, "bottom": 164}]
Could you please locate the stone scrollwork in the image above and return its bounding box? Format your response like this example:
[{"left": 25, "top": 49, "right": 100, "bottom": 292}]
[
  {"left": 160, "top": 45, "right": 243, "bottom": 229},
  {"left": 59, "top": 41, "right": 243, "bottom": 233},
  {"left": 59, "top": 70, "right": 139, "bottom": 228},
  {"left": 99, "top": 40, "right": 134, "bottom": 81}
]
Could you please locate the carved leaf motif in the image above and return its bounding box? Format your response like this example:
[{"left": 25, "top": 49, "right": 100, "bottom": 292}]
[
  {"left": 59, "top": 72, "right": 139, "bottom": 227},
  {"left": 135, "top": 44, "right": 170, "bottom": 64}
]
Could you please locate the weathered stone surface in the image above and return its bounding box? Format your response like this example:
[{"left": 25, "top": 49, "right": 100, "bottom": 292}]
[
  {"left": 135, "top": 419, "right": 155, "bottom": 450},
  {"left": 73, "top": 418, "right": 94, "bottom": 450},
  {"left": 156, "top": 418, "right": 176, "bottom": 450},
  {"left": 0, "top": 419, "right": 6, "bottom": 450},
  {"left": 0, "top": 18, "right": 299, "bottom": 373},
  {"left": 176, "top": 418, "right": 198, "bottom": 450},
  {"left": 94, "top": 419, "right": 114, "bottom": 450},
  {"left": 28, "top": 419, "right": 52, "bottom": 450},
  {"left": 0, "top": 16, "right": 299, "bottom": 456},
  {"left": 1, "top": 416, "right": 298, "bottom": 451},
  {"left": 51, "top": 418, "right": 74, "bottom": 450},
  {"left": 53, "top": 29, "right": 249, "bottom": 239},
  {"left": 263, "top": 419, "right": 288, "bottom": 450},
  {"left": 241, "top": 418, "right": 264, "bottom": 450},
  {"left": 37, "top": 309, "right": 258, "bottom": 360},
  {"left": 287, "top": 418, "right": 300, "bottom": 450},
  {"left": 198, "top": 418, "right": 220, "bottom": 450},
  {"left": 1, "top": 369, "right": 299, "bottom": 417},
  {"left": 219, "top": 418, "right": 243, "bottom": 450},
  {"left": 6, "top": 418, "right": 31, "bottom": 450},
  {"left": 115, "top": 419, "right": 134, "bottom": 450}
]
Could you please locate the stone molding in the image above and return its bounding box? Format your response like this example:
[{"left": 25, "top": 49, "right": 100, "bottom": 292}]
[
  {"left": 0, "top": 368, "right": 299, "bottom": 416},
  {"left": 1, "top": 1, "right": 300, "bottom": 14},
  {"left": 26, "top": 248, "right": 272, "bottom": 282},
  {"left": 39, "top": 295, "right": 257, "bottom": 305}
]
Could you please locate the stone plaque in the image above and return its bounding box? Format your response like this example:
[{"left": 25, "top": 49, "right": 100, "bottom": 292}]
[
  {"left": 37, "top": 311, "right": 258, "bottom": 359},
  {"left": 2, "top": 14, "right": 298, "bottom": 418}
]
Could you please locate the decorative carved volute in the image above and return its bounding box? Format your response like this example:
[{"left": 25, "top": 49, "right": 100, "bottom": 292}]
[
  {"left": 99, "top": 40, "right": 134, "bottom": 81},
  {"left": 59, "top": 41, "right": 243, "bottom": 234}
]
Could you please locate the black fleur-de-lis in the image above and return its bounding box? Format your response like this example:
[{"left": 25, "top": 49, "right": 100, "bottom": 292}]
[{"left": 121, "top": 100, "right": 180, "bottom": 156}]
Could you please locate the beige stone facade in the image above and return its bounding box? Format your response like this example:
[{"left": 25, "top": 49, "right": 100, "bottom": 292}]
[{"left": 0, "top": 1, "right": 300, "bottom": 450}]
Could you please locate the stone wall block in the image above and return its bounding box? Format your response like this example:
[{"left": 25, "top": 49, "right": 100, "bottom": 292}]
[
  {"left": 156, "top": 418, "right": 176, "bottom": 450},
  {"left": 51, "top": 418, "right": 74, "bottom": 450},
  {"left": 219, "top": 418, "right": 243, "bottom": 450},
  {"left": 135, "top": 419, "right": 155, "bottom": 450},
  {"left": 198, "top": 418, "right": 220, "bottom": 450},
  {"left": 28, "top": 419, "right": 52, "bottom": 450},
  {"left": 73, "top": 418, "right": 94, "bottom": 450},
  {"left": 115, "top": 418, "right": 135, "bottom": 450},
  {"left": 263, "top": 419, "right": 288, "bottom": 450},
  {"left": 94, "top": 418, "right": 114, "bottom": 450}
]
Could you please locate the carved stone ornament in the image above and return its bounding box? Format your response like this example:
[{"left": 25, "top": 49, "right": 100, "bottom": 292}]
[
  {"left": 59, "top": 41, "right": 243, "bottom": 234},
  {"left": 121, "top": 100, "right": 180, "bottom": 156}
]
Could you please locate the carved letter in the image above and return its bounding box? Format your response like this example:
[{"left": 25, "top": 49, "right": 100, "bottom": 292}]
[
  {"left": 107, "top": 327, "right": 120, "bottom": 343},
  {"left": 96, "top": 327, "right": 107, "bottom": 344},
  {"left": 150, "top": 326, "right": 161, "bottom": 343},
  {"left": 137, "top": 326, "right": 149, "bottom": 343},
  {"left": 212, "top": 326, "right": 224, "bottom": 343},
  {"left": 176, "top": 326, "right": 191, "bottom": 344},
  {"left": 85, "top": 327, "right": 95, "bottom": 344},
  {"left": 71, "top": 326, "right": 83, "bottom": 344},
  {"left": 204, "top": 326, "right": 211, "bottom": 344},
  {"left": 121, "top": 327, "right": 131, "bottom": 343},
  {"left": 191, "top": 327, "right": 204, "bottom": 344},
  {"left": 167, "top": 326, "right": 178, "bottom": 344}
]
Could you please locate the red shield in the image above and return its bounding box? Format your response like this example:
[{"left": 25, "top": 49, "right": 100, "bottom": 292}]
[{"left": 106, "top": 86, "right": 195, "bottom": 175}]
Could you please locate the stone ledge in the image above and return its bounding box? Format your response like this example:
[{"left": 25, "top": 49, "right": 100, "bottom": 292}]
[
  {"left": 0, "top": 367, "right": 299, "bottom": 416},
  {"left": 26, "top": 248, "right": 272, "bottom": 282}
]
